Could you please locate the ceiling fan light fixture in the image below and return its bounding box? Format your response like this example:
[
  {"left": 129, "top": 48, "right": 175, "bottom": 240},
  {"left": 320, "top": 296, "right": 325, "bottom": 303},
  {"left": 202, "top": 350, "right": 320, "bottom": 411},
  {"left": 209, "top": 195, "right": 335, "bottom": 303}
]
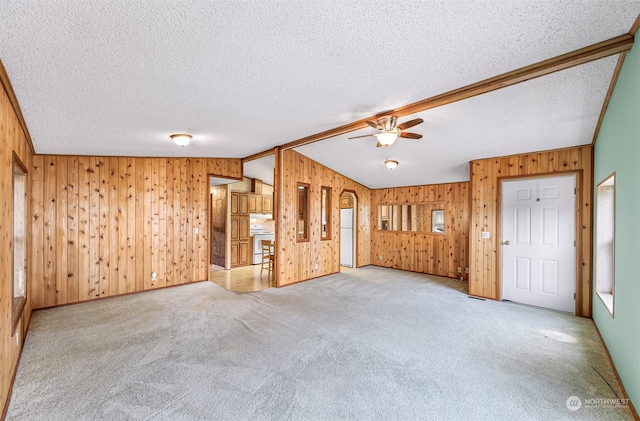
[
  {"left": 376, "top": 131, "right": 398, "bottom": 146},
  {"left": 170, "top": 133, "right": 192, "bottom": 147},
  {"left": 385, "top": 159, "right": 398, "bottom": 170}
]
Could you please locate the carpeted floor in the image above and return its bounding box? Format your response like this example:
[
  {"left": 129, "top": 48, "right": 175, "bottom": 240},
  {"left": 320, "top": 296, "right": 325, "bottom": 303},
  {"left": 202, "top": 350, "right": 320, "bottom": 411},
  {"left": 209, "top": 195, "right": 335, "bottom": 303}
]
[{"left": 7, "top": 267, "right": 634, "bottom": 420}]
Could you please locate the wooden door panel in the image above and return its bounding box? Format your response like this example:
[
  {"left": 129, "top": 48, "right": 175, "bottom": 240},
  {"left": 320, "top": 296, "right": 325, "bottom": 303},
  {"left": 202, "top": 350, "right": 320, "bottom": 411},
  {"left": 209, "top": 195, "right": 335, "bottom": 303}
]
[
  {"left": 249, "top": 194, "right": 258, "bottom": 213},
  {"left": 230, "top": 243, "right": 239, "bottom": 266},
  {"left": 262, "top": 195, "right": 272, "bottom": 213},
  {"left": 230, "top": 216, "right": 239, "bottom": 241},
  {"left": 231, "top": 192, "right": 239, "bottom": 215},
  {"left": 240, "top": 193, "right": 249, "bottom": 215},
  {"left": 239, "top": 242, "right": 250, "bottom": 265},
  {"left": 240, "top": 217, "right": 250, "bottom": 240}
]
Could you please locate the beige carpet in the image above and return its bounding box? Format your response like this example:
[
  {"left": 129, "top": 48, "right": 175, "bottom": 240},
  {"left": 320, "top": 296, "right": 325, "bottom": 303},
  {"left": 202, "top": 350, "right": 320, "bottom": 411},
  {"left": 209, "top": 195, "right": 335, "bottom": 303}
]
[{"left": 7, "top": 267, "right": 634, "bottom": 420}]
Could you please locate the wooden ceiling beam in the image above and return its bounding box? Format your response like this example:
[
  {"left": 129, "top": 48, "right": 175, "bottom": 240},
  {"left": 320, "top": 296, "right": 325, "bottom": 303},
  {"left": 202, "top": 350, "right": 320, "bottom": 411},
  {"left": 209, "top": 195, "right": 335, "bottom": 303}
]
[
  {"left": 242, "top": 148, "right": 275, "bottom": 163},
  {"left": 244, "top": 34, "right": 634, "bottom": 158}
]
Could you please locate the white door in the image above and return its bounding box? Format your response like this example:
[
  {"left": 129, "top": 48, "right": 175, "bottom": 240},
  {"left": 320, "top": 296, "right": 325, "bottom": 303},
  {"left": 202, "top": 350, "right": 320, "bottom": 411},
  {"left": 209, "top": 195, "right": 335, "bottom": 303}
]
[
  {"left": 340, "top": 208, "right": 354, "bottom": 267},
  {"left": 501, "top": 176, "right": 576, "bottom": 313}
]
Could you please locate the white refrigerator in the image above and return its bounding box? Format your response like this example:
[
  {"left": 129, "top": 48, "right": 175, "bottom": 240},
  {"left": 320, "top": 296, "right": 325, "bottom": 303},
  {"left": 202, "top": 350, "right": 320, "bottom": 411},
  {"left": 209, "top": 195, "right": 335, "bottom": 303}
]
[{"left": 340, "top": 208, "right": 353, "bottom": 267}]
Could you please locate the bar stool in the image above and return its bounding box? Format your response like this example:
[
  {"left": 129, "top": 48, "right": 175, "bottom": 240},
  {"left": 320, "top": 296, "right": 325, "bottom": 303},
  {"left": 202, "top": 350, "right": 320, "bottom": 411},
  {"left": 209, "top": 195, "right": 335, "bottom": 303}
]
[{"left": 260, "top": 240, "right": 274, "bottom": 279}]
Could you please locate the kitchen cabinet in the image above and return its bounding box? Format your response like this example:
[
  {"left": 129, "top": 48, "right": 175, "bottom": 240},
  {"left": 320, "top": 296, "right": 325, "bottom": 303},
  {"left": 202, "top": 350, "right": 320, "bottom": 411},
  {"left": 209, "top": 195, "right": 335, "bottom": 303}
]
[
  {"left": 262, "top": 195, "right": 273, "bottom": 213},
  {"left": 249, "top": 194, "right": 263, "bottom": 213},
  {"left": 231, "top": 192, "right": 239, "bottom": 215},
  {"left": 240, "top": 193, "right": 249, "bottom": 215},
  {"left": 230, "top": 243, "right": 239, "bottom": 266},
  {"left": 340, "top": 195, "right": 353, "bottom": 208},
  {"left": 239, "top": 242, "right": 250, "bottom": 266},
  {"left": 230, "top": 217, "right": 239, "bottom": 241},
  {"left": 231, "top": 191, "right": 251, "bottom": 267}
]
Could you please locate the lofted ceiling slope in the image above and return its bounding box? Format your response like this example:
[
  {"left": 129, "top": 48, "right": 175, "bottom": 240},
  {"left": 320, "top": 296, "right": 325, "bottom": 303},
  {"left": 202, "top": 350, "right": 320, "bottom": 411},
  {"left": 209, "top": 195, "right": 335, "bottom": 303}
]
[{"left": 0, "top": 1, "right": 639, "bottom": 186}]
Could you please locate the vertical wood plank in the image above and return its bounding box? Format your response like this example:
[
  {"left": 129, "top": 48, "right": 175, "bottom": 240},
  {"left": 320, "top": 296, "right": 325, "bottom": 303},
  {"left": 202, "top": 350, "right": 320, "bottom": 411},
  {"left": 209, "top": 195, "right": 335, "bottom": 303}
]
[{"left": 67, "top": 156, "right": 79, "bottom": 303}]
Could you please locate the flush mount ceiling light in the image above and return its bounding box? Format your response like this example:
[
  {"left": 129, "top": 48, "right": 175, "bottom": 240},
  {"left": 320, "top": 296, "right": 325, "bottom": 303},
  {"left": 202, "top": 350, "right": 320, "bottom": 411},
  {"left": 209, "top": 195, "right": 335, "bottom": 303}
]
[
  {"left": 385, "top": 159, "right": 398, "bottom": 170},
  {"left": 170, "top": 133, "right": 192, "bottom": 147}
]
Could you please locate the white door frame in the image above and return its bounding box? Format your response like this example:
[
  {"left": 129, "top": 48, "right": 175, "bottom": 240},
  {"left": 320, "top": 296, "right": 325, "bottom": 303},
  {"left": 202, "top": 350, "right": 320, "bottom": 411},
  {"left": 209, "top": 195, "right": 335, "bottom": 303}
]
[{"left": 497, "top": 172, "right": 581, "bottom": 314}]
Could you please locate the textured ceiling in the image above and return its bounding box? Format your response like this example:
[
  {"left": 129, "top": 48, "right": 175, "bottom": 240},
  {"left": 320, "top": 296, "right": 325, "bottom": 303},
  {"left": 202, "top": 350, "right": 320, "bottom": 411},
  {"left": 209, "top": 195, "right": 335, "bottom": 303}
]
[
  {"left": 296, "top": 55, "right": 618, "bottom": 188},
  {"left": 0, "top": 1, "right": 638, "bottom": 186}
]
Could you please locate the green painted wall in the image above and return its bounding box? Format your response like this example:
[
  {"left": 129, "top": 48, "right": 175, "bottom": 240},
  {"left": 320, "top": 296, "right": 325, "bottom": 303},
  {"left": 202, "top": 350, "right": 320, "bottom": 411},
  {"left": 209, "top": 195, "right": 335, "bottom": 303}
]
[{"left": 593, "top": 40, "right": 640, "bottom": 410}]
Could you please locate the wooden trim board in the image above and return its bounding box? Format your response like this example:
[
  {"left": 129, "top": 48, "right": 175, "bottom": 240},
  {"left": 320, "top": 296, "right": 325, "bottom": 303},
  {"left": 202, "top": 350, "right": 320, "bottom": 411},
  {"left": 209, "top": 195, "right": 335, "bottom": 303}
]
[
  {"left": 592, "top": 52, "right": 627, "bottom": 145},
  {"left": 593, "top": 321, "right": 640, "bottom": 420}
]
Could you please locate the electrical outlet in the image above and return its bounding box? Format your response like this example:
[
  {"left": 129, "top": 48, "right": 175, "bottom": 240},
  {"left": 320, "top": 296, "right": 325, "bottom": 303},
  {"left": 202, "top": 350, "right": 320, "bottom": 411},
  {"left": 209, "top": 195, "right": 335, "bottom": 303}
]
[
  {"left": 379, "top": 255, "right": 383, "bottom": 260},
  {"left": 151, "top": 272, "right": 157, "bottom": 282},
  {"left": 457, "top": 267, "right": 461, "bottom": 273},
  {"left": 315, "top": 263, "right": 319, "bottom": 270},
  {"left": 481, "top": 231, "right": 490, "bottom": 239},
  {"left": 194, "top": 227, "right": 199, "bottom": 234}
]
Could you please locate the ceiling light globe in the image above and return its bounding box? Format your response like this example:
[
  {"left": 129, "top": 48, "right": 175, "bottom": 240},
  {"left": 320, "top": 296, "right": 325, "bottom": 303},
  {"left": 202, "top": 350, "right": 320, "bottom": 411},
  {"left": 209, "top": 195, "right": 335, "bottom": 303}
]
[
  {"left": 385, "top": 159, "right": 398, "bottom": 170},
  {"left": 377, "top": 132, "right": 398, "bottom": 146},
  {"left": 170, "top": 134, "right": 192, "bottom": 147}
]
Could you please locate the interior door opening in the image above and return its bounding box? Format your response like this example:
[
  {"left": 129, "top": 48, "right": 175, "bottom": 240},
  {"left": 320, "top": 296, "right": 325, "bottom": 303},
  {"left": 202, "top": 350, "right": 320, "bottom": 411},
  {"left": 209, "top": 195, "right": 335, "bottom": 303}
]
[
  {"left": 340, "top": 192, "right": 356, "bottom": 269},
  {"left": 501, "top": 175, "right": 576, "bottom": 313}
]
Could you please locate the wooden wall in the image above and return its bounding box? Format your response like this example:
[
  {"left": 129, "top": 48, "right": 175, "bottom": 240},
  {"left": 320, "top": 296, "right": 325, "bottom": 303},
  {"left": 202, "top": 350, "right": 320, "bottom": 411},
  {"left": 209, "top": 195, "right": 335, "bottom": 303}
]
[
  {"left": 469, "top": 146, "right": 593, "bottom": 317},
  {"left": 275, "top": 150, "right": 371, "bottom": 286},
  {"left": 30, "top": 156, "right": 241, "bottom": 309},
  {"left": 1, "top": 73, "right": 33, "bottom": 417},
  {"left": 371, "top": 182, "right": 470, "bottom": 280}
]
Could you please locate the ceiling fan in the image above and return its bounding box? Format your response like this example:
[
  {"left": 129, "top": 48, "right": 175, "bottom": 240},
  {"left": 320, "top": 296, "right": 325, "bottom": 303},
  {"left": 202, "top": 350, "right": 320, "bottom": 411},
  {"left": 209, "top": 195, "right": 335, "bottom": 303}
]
[{"left": 348, "top": 116, "right": 423, "bottom": 147}]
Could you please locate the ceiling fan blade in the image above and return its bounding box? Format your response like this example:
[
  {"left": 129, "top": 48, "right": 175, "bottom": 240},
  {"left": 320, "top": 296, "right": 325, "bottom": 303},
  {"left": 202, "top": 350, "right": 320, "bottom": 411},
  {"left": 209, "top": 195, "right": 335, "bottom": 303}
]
[
  {"left": 348, "top": 134, "right": 376, "bottom": 139},
  {"left": 399, "top": 132, "right": 422, "bottom": 139},
  {"left": 396, "top": 118, "right": 424, "bottom": 131},
  {"left": 365, "top": 121, "right": 380, "bottom": 129}
]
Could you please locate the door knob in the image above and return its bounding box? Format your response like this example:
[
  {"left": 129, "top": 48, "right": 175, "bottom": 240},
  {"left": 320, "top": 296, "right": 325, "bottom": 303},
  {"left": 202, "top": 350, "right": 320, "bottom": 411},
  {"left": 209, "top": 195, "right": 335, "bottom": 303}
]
[{"left": 502, "top": 240, "right": 510, "bottom": 245}]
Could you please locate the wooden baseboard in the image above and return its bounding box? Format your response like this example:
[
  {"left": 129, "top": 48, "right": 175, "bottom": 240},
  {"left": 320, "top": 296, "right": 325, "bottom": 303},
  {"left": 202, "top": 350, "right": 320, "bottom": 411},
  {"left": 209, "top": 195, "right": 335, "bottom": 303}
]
[
  {"left": 593, "top": 321, "right": 639, "bottom": 420},
  {"left": 33, "top": 280, "right": 209, "bottom": 311}
]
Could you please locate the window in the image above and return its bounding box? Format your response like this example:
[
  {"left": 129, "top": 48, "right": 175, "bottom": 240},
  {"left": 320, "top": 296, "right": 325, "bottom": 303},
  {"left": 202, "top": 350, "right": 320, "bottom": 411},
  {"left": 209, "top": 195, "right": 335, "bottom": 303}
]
[
  {"left": 297, "top": 183, "right": 309, "bottom": 242},
  {"left": 377, "top": 203, "right": 446, "bottom": 234},
  {"left": 321, "top": 187, "right": 331, "bottom": 240},
  {"left": 432, "top": 210, "right": 445, "bottom": 233},
  {"left": 12, "top": 153, "right": 27, "bottom": 333},
  {"left": 596, "top": 173, "right": 615, "bottom": 316}
]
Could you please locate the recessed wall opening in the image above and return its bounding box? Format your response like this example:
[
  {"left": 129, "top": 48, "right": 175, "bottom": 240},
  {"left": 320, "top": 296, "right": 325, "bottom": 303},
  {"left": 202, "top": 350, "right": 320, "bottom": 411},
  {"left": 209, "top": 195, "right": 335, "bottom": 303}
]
[
  {"left": 596, "top": 173, "right": 615, "bottom": 316},
  {"left": 340, "top": 191, "right": 357, "bottom": 269},
  {"left": 12, "top": 153, "right": 27, "bottom": 333}
]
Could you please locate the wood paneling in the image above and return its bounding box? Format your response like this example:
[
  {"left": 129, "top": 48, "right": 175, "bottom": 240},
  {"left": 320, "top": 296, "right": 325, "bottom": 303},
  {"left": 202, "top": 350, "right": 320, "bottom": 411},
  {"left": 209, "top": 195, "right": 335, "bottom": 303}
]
[
  {"left": 275, "top": 150, "right": 371, "bottom": 286},
  {"left": 30, "top": 156, "right": 241, "bottom": 309},
  {"left": 0, "top": 76, "right": 33, "bottom": 417},
  {"left": 469, "top": 146, "right": 593, "bottom": 317},
  {"left": 370, "top": 182, "right": 470, "bottom": 280}
]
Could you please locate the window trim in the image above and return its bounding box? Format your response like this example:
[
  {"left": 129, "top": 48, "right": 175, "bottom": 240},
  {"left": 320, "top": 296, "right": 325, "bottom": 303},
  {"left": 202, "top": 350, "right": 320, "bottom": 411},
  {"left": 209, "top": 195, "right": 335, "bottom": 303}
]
[
  {"left": 296, "top": 182, "right": 310, "bottom": 243},
  {"left": 12, "top": 152, "right": 28, "bottom": 335},
  {"left": 595, "top": 172, "right": 615, "bottom": 317},
  {"left": 321, "top": 186, "right": 332, "bottom": 240}
]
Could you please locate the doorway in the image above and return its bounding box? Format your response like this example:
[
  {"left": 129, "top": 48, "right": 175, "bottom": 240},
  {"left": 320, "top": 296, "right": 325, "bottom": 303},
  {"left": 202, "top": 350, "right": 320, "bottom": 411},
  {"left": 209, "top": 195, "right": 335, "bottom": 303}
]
[
  {"left": 501, "top": 175, "right": 576, "bottom": 313},
  {"left": 340, "top": 192, "right": 356, "bottom": 268}
]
